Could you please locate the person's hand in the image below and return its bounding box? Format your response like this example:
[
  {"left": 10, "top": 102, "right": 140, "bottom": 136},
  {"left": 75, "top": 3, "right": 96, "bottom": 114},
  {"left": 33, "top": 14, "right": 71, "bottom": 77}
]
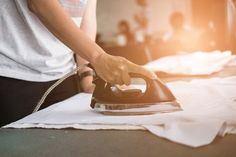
[
  {"left": 78, "top": 66, "right": 95, "bottom": 93},
  {"left": 90, "top": 53, "right": 157, "bottom": 85},
  {"left": 79, "top": 75, "right": 95, "bottom": 93}
]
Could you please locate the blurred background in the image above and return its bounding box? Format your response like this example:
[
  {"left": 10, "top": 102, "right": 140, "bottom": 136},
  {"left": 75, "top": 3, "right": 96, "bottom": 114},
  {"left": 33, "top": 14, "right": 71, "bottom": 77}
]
[{"left": 95, "top": 0, "right": 236, "bottom": 65}]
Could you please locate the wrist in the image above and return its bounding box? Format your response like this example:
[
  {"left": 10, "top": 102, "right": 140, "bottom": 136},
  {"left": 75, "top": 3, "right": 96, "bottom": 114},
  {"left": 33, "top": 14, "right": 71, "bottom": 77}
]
[{"left": 89, "top": 46, "right": 105, "bottom": 66}]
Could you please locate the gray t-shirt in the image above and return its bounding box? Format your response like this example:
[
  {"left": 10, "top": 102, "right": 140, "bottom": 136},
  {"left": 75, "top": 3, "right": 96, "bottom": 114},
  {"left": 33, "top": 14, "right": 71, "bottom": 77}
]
[{"left": 0, "top": 0, "right": 88, "bottom": 82}]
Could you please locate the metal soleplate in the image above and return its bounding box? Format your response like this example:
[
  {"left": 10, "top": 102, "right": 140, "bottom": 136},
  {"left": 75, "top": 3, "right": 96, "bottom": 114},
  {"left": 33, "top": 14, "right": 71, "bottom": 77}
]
[{"left": 93, "top": 101, "right": 182, "bottom": 116}]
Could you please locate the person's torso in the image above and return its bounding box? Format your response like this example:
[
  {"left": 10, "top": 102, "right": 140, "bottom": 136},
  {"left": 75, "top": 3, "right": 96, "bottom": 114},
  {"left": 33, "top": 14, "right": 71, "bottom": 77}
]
[{"left": 0, "top": 0, "right": 88, "bottom": 82}]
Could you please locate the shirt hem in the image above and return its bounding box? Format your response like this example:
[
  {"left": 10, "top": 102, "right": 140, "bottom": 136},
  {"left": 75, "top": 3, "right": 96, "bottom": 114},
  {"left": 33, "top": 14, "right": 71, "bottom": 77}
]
[{"left": 0, "top": 70, "right": 74, "bottom": 82}]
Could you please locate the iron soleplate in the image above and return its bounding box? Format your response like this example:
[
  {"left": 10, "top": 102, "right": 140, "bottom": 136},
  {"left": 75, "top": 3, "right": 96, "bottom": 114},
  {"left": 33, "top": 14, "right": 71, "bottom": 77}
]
[{"left": 93, "top": 101, "right": 182, "bottom": 116}]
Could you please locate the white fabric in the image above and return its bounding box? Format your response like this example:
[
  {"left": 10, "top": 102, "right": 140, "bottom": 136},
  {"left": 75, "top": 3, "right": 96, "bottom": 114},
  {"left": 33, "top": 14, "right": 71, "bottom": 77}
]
[
  {"left": 4, "top": 76, "right": 236, "bottom": 148},
  {"left": 144, "top": 51, "right": 236, "bottom": 75},
  {"left": 0, "top": 0, "right": 86, "bottom": 82}
]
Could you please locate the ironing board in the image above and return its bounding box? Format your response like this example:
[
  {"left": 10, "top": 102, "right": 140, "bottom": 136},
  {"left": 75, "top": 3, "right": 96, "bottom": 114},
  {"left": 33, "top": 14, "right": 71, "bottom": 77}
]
[
  {"left": 0, "top": 129, "right": 236, "bottom": 157},
  {"left": 1, "top": 65, "right": 236, "bottom": 157}
]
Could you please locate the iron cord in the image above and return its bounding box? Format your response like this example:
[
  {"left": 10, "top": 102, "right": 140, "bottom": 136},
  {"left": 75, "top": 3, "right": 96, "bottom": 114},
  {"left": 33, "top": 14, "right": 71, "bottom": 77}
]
[{"left": 33, "top": 64, "right": 90, "bottom": 113}]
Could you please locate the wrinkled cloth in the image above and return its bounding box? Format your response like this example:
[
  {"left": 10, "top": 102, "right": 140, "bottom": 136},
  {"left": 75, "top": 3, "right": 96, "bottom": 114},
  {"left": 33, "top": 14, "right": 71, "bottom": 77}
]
[
  {"left": 4, "top": 76, "right": 236, "bottom": 148},
  {"left": 144, "top": 51, "right": 235, "bottom": 75}
]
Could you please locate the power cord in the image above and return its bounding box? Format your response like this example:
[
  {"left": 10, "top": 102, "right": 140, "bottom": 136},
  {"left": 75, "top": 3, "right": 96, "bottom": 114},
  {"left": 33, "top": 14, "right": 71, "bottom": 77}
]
[{"left": 33, "top": 64, "right": 90, "bottom": 113}]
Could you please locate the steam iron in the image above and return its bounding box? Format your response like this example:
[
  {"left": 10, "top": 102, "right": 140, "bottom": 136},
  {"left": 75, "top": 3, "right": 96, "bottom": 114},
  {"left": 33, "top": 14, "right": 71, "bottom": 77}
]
[{"left": 90, "top": 73, "right": 182, "bottom": 115}]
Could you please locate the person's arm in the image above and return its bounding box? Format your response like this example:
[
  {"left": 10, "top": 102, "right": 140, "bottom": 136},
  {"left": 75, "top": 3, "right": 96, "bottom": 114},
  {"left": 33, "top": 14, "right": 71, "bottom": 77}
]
[
  {"left": 27, "top": 0, "right": 156, "bottom": 85},
  {"left": 77, "top": 0, "right": 97, "bottom": 66},
  {"left": 76, "top": 0, "right": 97, "bottom": 93},
  {"left": 27, "top": 0, "right": 101, "bottom": 62}
]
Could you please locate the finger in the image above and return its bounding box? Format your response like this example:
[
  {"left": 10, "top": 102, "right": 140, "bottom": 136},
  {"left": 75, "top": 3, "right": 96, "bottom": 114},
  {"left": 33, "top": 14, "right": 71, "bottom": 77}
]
[
  {"left": 127, "top": 61, "right": 157, "bottom": 79},
  {"left": 115, "top": 74, "right": 124, "bottom": 85},
  {"left": 121, "top": 69, "right": 131, "bottom": 85},
  {"left": 107, "top": 73, "right": 123, "bottom": 85}
]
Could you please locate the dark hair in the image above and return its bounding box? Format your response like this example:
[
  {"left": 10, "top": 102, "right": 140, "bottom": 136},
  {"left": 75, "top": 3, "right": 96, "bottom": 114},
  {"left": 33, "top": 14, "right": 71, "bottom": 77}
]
[
  {"left": 136, "top": 0, "right": 147, "bottom": 7},
  {"left": 119, "top": 20, "right": 130, "bottom": 32}
]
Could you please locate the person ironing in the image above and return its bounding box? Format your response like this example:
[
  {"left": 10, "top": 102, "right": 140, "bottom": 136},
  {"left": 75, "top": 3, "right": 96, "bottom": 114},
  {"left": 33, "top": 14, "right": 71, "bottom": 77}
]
[
  {"left": 134, "top": 0, "right": 152, "bottom": 43},
  {"left": 0, "top": 0, "right": 156, "bottom": 126}
]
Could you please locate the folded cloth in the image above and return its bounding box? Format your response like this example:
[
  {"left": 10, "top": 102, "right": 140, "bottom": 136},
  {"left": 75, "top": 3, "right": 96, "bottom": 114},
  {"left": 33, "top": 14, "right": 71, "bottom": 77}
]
[
  {"left": 144, "top": 51, "right": 235, "bottom": 75},
  {"left": 4, "top": 76, "right": 236, "bottom": 148}
]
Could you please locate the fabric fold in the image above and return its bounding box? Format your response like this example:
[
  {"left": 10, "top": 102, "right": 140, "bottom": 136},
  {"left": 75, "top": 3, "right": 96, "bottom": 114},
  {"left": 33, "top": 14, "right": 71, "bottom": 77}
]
[{"left": 3, "top": 76, "right": 236, "bottom": 148}]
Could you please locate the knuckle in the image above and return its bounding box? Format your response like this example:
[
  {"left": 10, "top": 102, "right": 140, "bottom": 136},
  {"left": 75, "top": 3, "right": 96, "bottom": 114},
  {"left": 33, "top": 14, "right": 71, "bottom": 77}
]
[
  {"left": 119, "top": 65, "right": 126, "bottom": 71},
  {"left": 113, "top": 71, "right": 120, "bottom": 77},
  {"left": 119, "top": 57, "right": 127, "bottom": 63}
]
